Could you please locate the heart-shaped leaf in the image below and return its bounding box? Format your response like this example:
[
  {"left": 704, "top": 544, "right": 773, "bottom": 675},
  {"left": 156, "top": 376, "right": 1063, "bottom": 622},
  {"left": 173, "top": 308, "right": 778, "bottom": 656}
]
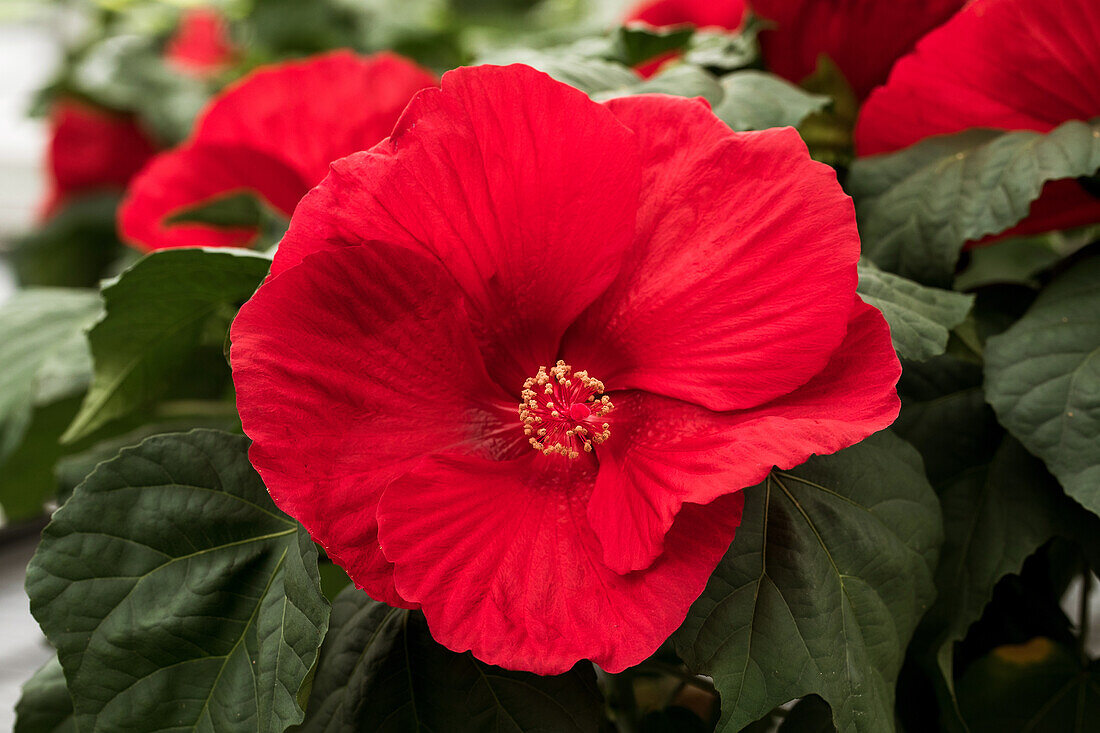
[
  {"left": 672, "top": 431, "right": 942, "bottom": 733},
  {"left": 62, "top": 247, "right": 270, "bottom": 443},
  {"left": 26, "top": 430, "right": 329, "bottom": 733},
  {"left": 985, "top": 253, "right": 1100, "bottom": 513},
  {"left": 297, "top": 586, "right": 604, "bottom": 732}
]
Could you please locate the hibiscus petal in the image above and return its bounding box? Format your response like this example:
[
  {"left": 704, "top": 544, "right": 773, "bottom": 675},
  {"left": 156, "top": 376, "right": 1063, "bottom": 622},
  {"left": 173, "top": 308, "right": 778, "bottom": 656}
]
[
  {"left": 626, "top": 0, "right": 745, "bottom": 30},
  {"left": 376, "top": 452, "right": 744, "bottom": 674},
  {"left": 564, "top": 94, "right": 859, "bottom": 412},
  {"left": 588, "top": 298, "right": 900, "bottom": 574},
  {"left": 119, "top": 143, "right": 309, "bottom": 250},
  {"left": 230, "top": 244, "right": 515, "bottom": 608},
  {"left": 752, "top": 0, "right": 964, "bottom": 100},
  {"left": 856, "top": 0, "right": 1100, "bottom": 155},
  {"left": 272, "top": 64, "right": 641, "bottom": 392},
  {"left": 120, "top": 51, "right": 435, "bottom": 251},
  {"left": 197, "top": 50, "right": 436, "bottom": 186},
  {"left": 855, "top": 0, "right": 1100, "bottom": 240}
]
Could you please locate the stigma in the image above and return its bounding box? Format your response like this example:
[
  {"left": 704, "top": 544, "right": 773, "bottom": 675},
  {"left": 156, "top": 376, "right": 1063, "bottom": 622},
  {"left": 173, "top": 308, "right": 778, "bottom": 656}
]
[{"left": 519, "top": 361, "right": 613, "bottom": 459}]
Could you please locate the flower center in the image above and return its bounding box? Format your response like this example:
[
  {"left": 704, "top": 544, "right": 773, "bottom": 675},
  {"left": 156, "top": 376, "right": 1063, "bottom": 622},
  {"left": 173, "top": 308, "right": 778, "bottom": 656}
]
[{"left": 519, "top": 360, "right": 613, "bottom": 459}]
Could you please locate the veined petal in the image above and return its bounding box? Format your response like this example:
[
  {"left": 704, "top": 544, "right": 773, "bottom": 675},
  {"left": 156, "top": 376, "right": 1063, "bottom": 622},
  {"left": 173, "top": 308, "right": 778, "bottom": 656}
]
[
  {"left": 565, "top": 94, "right": 859, "bottom": 412},
  {"left": 376, "top": 452, "right": 744, "bottom": 674},
  {"left": 587, "top": 299, "right": 900, "bottom": 573},
  {"left": 273, "top": 64, "right": 642, "bottom": 392},
  {"left": 230, "top": 244, "right": 514, "bottom": 607},
  {"left": 626, "top": 0, "right": 745, "bottom": 29}
]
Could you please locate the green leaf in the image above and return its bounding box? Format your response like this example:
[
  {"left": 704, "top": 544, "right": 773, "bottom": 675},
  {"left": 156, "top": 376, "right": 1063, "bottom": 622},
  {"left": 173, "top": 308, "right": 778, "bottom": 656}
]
[
  {"left": 9, "top": 193, "right": 124, "bottom": 288},
  {"left": 711, "top": 70, "right": 829, "bottom": 132},
  {"left": 602, "top": 63, "right": 724, "bottom": 106},
  {"left": 778, "top": 696, "right": 834, "bottom": 732},
  {"left": 984, "top": 253, "right": 1100, "bottom": 513},
  {"left": 62, "top": 247, "right": 271, "bottom": 443},
  {"left": 609, "top": 24, "right": 694, "bottom": 67},
  {"left": 856, "top": 259, "right": 974, "bottom": 361},
  {"left": 14, "top": 656, "right": 75, "bottom": 733},
  {"left": 166, "top": 191, "right": 267, "bottom": 228},
  {"left": 922, "top": 437, "right": 1099, "bottom": 696},
  {"left": 672, "top": 432, "right": 942, "bottom": 733},
  {"left": 297, "top": 586, "right": 604, "bottom": 732},
  {"left": 26, "top": 430, "right": 329, "bottom": 733},
  {"left": 683, "top": 18, "right": 762, "bottom": 72},
  {"left": 850, "top": 118, "right": 1100, "bottom": 286},
  {"left": 0, "top": 396, "right": 83, "bottom": 522},
  {"left": 0, "top": 289, "right": 100, "bottom": 438},
  {"left": 475, "top": 47, "right": 640, "bottom": 95},
  {"left": 957, "top": 639, "right": 1100, "bottom": 732},
  {"left": 0, "top": 288, "right": 101, "bottom": 491},
  {"left": 165, "top": 191, "right": 291, "bottom": 248},
  {"left": 953, "top": 229, "right": 1098, "bottom": 290}
]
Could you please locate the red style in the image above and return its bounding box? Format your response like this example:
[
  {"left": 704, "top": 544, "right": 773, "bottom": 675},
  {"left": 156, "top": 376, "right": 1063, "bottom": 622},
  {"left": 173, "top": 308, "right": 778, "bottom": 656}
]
[
  {"left": 231, "top": 65, "right": 901, "bottom": 674},
  {"left": 856, "top": 0, "right": 1100, "bottom": 240},
  {"left": 119, "top": 51, "right": 436, "bottom": 250}
]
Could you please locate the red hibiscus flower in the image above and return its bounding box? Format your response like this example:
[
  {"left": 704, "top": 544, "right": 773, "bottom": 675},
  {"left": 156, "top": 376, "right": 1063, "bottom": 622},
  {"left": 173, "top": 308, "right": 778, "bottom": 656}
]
[
  {"left": 625, "top": 0, "right": 965, "bottom": 100},
  {"left": 855, "top": 0, "right": 1100, "bottom": 241},
  {"left": 119, "top": 51, "right": 436, "bottom": 251},
  {"left": 41, "top": 99, "right": 158, "bottom": 218},
  {"left": 230, "top": 65, "right": 902, "bottom": 673},
  {"left": 165, "top": 7, "right": 235, "bottom": 77}
]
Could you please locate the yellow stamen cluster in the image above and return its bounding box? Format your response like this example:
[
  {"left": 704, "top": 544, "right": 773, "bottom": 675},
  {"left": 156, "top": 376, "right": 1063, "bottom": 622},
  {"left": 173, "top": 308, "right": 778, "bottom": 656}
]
[{"left": 518, "top": 360, "right": 613, "bottom": 459}]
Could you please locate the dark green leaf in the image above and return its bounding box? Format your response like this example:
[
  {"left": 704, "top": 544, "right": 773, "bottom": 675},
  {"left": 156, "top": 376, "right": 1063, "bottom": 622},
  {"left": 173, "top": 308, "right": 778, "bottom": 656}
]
[
  {"left": 14, "top": 656, "right": 75, "bottom": 733},
  {"left": 953, "top": 228, "right": 1098, "bottom": 290},
  {"left": 683, "top": 18, "right": 762, "bottom": 72},
  {"left": 921, "top": 438, "right": 1100, "bottom": 695},
  {"left": 476, "top": 47, "right": 640, "bottom": 95},
  {"left": 0, "top": 289, "right": 100, "bottom": 441},
  {"left": 609, "top": 24, "right": 694, "bottom": 67},
  {"left": 984, "top": 253, "right": 1100, "bottom": 513},
  {"left": 672, "top": 432, "right": 942, "bottom": 733},
  {"left": 957, "top": 639, "right": 1100, "bottom": 732},
  {"left": 850, "top": 118, "right": 1100, "bottom": 286},
  {"left": 0, "top": 396, "right": 83, "bottom": 521},
  {"left": 8, "top": 193, "right": 124, "bottom": 288},
  {"left": 778, "top": 696, "right": 834, "bottom": 732},
  {"left": 0, "top": 289, "right": 101, "bottom": 497},
  {"left": 602, "top": 64, "right": 723, "bottom": 106},
  {"left": 857, "top": 259, "right": 974, "bottom": 361},
  {"left": 62, "top": 247, "right": 271, "bottom": 442},
  {"left": 165, "top": 191, "right": 290, "bottom": 247},
  {"left": 297, "top": 586, "right": 603, "bottom": 732},
  {"left": 712, "top": 71, "right": 829, "bottom": 132},
  {"left": 26, "top": 430, "right": 329, "bottom": 733}
]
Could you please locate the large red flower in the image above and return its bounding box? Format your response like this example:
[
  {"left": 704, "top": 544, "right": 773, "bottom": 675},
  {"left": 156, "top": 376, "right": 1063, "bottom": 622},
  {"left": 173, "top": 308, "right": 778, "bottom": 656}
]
[
  {"left": 625, "top": 0, "right": 964, "bottom": 99},
  {"left": 41, "top": 99, "right": 158, "bottom": 218},
  {"left": 230, "top": 65, "right": 901, "bottom": 674},
  {"left": 119, "top": 50, "right": 436, "bottom": 250},
  {"left": 855, "top": 0, "right": 1100, "bottom": 240},
  {"left": 165, "top": 7, "right": 235, "bottom": 77}
]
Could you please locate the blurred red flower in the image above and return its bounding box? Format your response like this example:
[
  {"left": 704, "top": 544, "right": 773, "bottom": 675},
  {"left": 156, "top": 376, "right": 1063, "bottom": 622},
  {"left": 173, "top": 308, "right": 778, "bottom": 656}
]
[
  {"left": 625, "top": 0, "right": 964, "bottom": 99},
  {"left": 165, "top": 7, "right": 235, "bottom": 77},
  {"left": 41, "top": 99, "right": 157, "bottom": 218},
  {"left": 119, "top": 50, "right": 436, "bottom": 250},
  {"left": 856, "top": 0, "right": 1100, "bottom": 241},
  {"left": 230, "top": 65, "right": 901, "bottom": 674}
]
